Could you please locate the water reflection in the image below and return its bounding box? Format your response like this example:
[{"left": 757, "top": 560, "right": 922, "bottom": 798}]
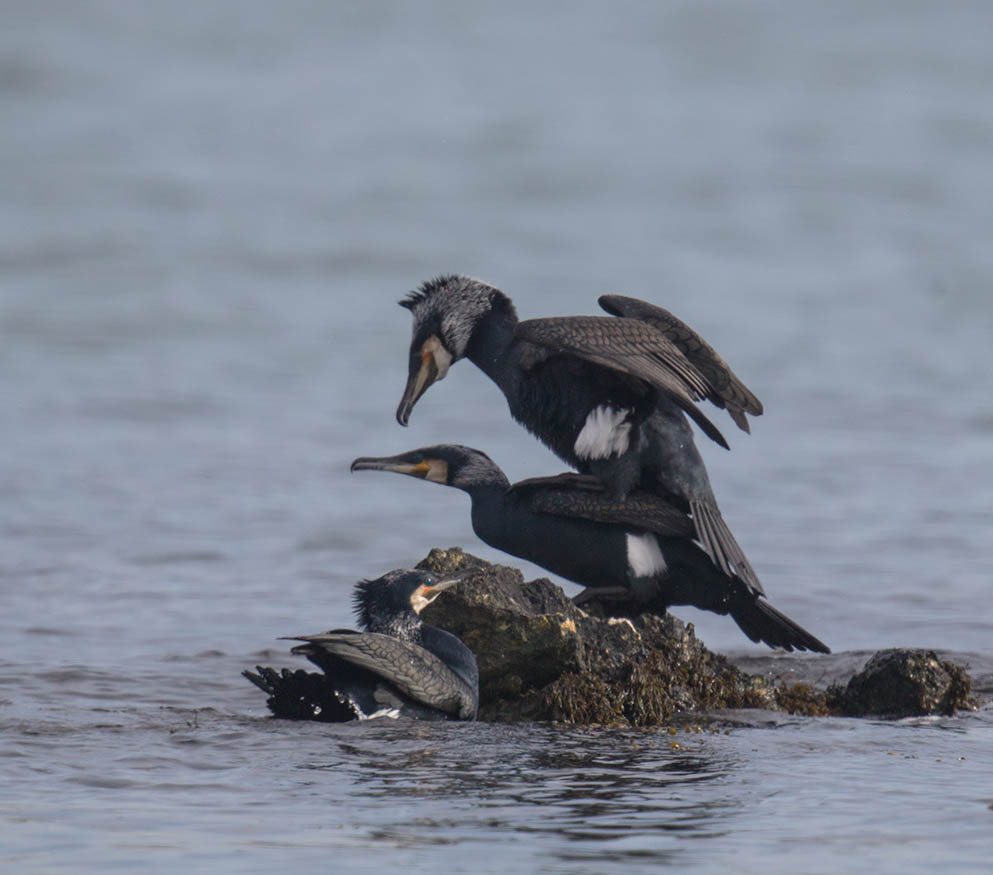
[{"left": 292, "top": 722, "right": 739, "bottom": 864}]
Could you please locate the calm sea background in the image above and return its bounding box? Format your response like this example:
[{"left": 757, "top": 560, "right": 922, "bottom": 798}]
[{"left": 2, "top": 1, "right": 992, "bottom": 872}]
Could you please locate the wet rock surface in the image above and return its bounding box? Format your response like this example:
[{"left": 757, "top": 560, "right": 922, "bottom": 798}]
[
  {"left": 826, "top": 648, "right": 974, "bottom": 718},
  {"left": 419, "top": 548, "right": 978, "bottom": 725}
]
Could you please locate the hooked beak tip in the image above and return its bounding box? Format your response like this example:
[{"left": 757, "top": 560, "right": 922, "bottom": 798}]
[{"left": 351, "top": 457, "right": 386, "bottom": 473}]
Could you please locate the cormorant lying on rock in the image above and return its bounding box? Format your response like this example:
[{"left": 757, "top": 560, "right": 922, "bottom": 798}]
[
  {"left": 244, "top": 569, "right": 479, "bottom": 721},
  {"left": 352, "top": 446, "right": 829, "bottom": 653},
  {"left": 395, "top": 274, "right": 764, "bottom": 593}
]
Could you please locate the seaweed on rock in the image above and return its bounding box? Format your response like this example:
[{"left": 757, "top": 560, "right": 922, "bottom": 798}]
[{"left": 418, "top": 548, "right": 976, "bottom": 725}]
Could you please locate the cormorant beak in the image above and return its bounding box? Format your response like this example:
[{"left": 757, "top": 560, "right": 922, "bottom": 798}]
[
  {"left": 351, "top": 452, "right": 449, "bottom": 484},
  {"left": 396, "top": 336, "right": 452, "bottom": 426},
  {"left": 411, "top": 572, "right": 470, "bottom": 613}
]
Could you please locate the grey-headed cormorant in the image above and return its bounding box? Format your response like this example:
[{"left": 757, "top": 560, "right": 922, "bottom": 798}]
[
  {"left": 352, "top": 446, "right": 829, "bottom": 653},
  {"left": 395, "top": 275, "right": 764, "bottom": 593},
  {"left": 244, "top": 569, "right": 479, "bottom": 721}
]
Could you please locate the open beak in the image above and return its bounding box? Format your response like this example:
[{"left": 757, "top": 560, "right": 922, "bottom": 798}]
[
  {"left": 426, "top": 572, "right": 468, "bottom": 594},
  {"left": 396, "top": 354, "right": 439, "bottom": 426},
  {"left": 415, "top": 572, "right": 471, "bottom": 611}
]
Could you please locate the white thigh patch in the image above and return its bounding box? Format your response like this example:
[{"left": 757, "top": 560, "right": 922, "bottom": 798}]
[
  {"left": 574, "top": 406, "right": 632, "bottom": 460},
  {"left": 353, "top": 700, "right": 402, "bottom": 721},
  {"left": 626, "top": 533, "right": 668, "bottom": 578}
]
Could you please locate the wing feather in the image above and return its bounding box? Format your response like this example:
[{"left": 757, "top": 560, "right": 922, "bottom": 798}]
[
  {"left": 291, "top": 633, "right": 475, "bottom": 719},
  {"left": 598, "top": 295, "right": 763, "bottom": 430},
  {"left": 515, "top": 316, "right": 729, "bottom": 448},
  {"left": 507, "top": 474, "right": 695, "bottom": 538}
]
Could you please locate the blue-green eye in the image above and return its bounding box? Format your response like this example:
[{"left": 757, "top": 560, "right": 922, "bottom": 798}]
[{"left": 411, "top": 453, "right": 424, "bottom": 464}]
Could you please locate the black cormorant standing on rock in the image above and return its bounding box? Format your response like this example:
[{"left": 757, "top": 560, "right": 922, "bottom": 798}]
[
  {"left": 352, "top": 446, "right": 829, "bottom": 653},
  {"left": 244, "top": 569, "right": 479, "bottom": 721},
  {"left": 395, "top": 274, "right": 764, "bottom": 593}
]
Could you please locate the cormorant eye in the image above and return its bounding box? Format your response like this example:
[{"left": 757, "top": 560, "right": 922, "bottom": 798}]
[{"left": 411, "top": 453, "right": 424, "bottom": 464}]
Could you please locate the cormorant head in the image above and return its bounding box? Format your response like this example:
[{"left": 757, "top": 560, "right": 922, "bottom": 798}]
[
  {"left": 352, "top": 568, "right": 466, "bottom": 632},
  {"left": 396, "top": 275, "right": 517, "bottom": 426},
  {"left": 351, "top": 444, "right": 510, "bottom": 492}
]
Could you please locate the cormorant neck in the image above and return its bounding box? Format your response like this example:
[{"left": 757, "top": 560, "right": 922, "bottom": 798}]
[
  {"left": 466, "top": 480, "right": 510, "bottom": 543},
  {"left": 464, "top": 307, "right": 519, "bottom": 389},
  {"left": 366, "top": 608, "right": 422, "bottom": 640},
  {"left": 455, "top": 471, "right": 511, "bottom": 496}
]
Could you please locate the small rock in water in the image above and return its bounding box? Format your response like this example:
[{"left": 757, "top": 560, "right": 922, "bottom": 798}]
[{"left": 829, "top": 648, "right": 974, "bottom": 718}]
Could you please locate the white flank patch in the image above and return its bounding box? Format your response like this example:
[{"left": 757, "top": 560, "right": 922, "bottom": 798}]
[
  {"left": 626, "top": 533, "right": 668, "bottom": 578},
  {"left": 353, "top": 701, "right": 402, "bottom": 721},
  {"left": 574, "top": 406, "right": 632, "bottom": 460}
]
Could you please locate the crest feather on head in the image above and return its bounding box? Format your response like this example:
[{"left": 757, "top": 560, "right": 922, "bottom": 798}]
[
  {"left": 397, "top": 275, "right": 517, "bottom": 358},
  {"left": 352, "top": 570, "right": 412, "bottom": 631},
  {"left": 398, "top": 274, "right": 465, "bottom": 311}
]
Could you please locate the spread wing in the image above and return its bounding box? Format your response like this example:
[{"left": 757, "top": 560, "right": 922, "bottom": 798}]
[
  {"left": 514, "top": 315, "right": 729, "bottom": 449},
  {"left": 598, "top": 295, "right": 763, "bottom": 432},
  {"left": 290, "top": 632, "right": 475, "bottom": 719},
  {"left": 507, "top": 473, "right": 695, "bottom": 538}
]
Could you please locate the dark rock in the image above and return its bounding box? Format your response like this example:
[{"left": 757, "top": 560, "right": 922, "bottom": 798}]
[
  {"left": 828, "top": 648, "right": 975, "bottom": 718},
  {"left": 418, "top": 548, "right": 977, "bottom": 725},
  {"left": 419, "top": 547, "right": 773, "bottom": 724}
]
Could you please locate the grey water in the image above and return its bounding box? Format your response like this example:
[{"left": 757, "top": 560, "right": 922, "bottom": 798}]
[{"left": 2, "top": 1, "right": 992, "bottom": 871}]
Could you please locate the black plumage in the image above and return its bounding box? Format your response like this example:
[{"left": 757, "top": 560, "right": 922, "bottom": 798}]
[
  {"left": 243, "top": 569, "right": 479, "bottom": 721},
  {"left": 351, "top": 446, "right": 829, "bottom": 653},
  {"left": 395, "top": 274, "right": 764, "bottom": 593},
  {"left": 596, "top": 294, "right": 762, "bottom": 433}
]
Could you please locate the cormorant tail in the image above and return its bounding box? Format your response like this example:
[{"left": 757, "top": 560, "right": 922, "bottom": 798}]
[
  {"left": 728, "top": 599, "right": 830, "bottom": 654},
  {"left": 242, "top": 666, "right": 354, "bottom": 721},
  {"left": 690, "top": 500, "right": 764, "bottom": 596}
]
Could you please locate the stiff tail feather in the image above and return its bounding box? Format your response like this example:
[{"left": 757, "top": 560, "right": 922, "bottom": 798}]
[
  {"left": 242, "top": 666, "right": 354, "bottom": 721},
  {"left": 729, "top": 598, "right": 830, "bottom": 654},
  {"left": 690, "top": 500, "right": 764, "bottom": 595}
]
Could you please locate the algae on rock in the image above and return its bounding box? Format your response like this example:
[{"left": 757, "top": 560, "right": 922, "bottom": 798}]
[
  {"left": 418, "top": 547, "right": 976, "bottom": 726},
  {"left": 419, "top": 547, "right": 774, "bottom": 725}
]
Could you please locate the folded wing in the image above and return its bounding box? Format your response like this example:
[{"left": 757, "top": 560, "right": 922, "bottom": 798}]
[
  {"left": 507, "top": 473, "right": 695, "bottom": 538},
  {"left": 291, "top": 632, "right": 476, "bottom": 719}
]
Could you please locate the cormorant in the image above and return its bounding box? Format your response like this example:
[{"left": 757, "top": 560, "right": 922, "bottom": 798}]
[
  {"left": 243, "top": 569, "right": 479, "bottom": 721},
  {"left": 352, "top": 446, "right": 829, "bottom": 653},
  {"left": 395, "top": 274, "right": 765, "bottom": 593}
]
